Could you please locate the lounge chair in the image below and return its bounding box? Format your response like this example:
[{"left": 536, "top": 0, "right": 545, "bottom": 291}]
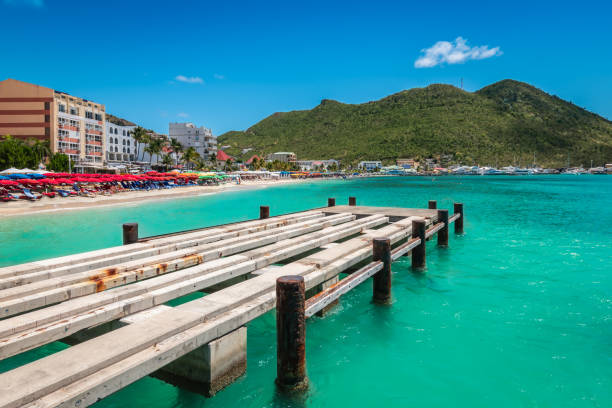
[{"left": 22, "top": 188, "right": 41, "bottom": 200}]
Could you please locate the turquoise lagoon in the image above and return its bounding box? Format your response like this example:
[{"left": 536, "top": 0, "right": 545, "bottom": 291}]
[{"left": 0, "top": 176, "right": 610, "bottom": 407}]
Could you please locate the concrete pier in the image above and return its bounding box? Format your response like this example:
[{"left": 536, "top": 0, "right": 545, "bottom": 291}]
[
  {"left": 155, "top": 327, "right": 247, "bottom": 396},
  {"left": 0, "top": 203, "right": 465, "bottom": 407}
]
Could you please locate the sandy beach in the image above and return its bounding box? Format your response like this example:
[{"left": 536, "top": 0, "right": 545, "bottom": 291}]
[{"left": 0, "top": 178, "right": 311, "bottom": 218}]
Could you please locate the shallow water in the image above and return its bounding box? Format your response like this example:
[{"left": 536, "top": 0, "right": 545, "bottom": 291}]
[{"left": 1, "top": 176, "right": 611, "bottom": 407}]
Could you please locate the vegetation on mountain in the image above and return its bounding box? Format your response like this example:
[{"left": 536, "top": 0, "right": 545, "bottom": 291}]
[
  {"left": 218, "top": 80, "right": 612, "bottom": 167},
  {"left": 105, "top": 113, "right": 136, "bottom": 127}
]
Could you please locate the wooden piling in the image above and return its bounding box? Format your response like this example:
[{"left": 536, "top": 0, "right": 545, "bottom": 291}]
[
  {"left": 260, "top": 206, "right": 270, "bottom": 219},
  {"left": 437, "top": 209, "right": 449, "bottom": 246},
  {"left": 328, "top": 198, "right": 336, "bottom": 207},
  {"left": 275, "top": 275, "right": 308, "bottom": 391},
  {"left": 428, "top": 200, "right": 437, "bottom": 209},
  {"left": 348, "top": 196, "right": 356, "bottom": 206},
  {"left": 411, "top": 219, "right": 426, "bottom": 269},
  {"left": 122, "top": 223, "right": 138, "bottom": 245},
  {"left": 454, "top": 203, "right": 464, "bottom": 234},
  {"left": 372, "top": 238, "right": 391, "bottom": 304}
]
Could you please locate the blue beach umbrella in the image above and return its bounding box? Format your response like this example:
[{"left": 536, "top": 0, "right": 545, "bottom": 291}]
[
  {"left": 7, "top": 174, "right": 28, "bottom": 179},
  {"left": 27, "top": 173, "right": 45, "bottom": 179},
  {"left": 0, "top": 175, "right": 9, "bottom": 180}
]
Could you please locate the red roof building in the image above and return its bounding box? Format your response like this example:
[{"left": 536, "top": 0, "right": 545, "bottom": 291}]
[
  {"left": 246, "top": 155, "right": 261, "bottom": 165},
  {"left": 216, "top": 150, "right": 232, "bottom": 162}
]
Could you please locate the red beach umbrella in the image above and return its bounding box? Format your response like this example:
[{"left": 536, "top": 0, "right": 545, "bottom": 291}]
[{"left": 0, "top": 180, "right": 19, "bottom": 186}]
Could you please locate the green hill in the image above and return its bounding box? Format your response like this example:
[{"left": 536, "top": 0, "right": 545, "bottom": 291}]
[{"left": 218, "top": 80, "right": 612, "bottom": 167}]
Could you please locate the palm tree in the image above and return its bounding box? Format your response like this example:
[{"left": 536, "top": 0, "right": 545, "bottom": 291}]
[
  {"left": 131, "top": 126, "right": 148, "bottom": 161},
  {"left": 27, "top": 139, "right": 50, "bottom": 168},
  {"left": 169, "top": 138, "right": 183, "bottom": 167},
  {"left": 161, "top": 154, "right": 173, "bottom": 170},
  {"left": 145, "top": 137, "right": 163, "bottom": 166},
  {"left": 182, "top": 147, "right": 200, "bottom": 170}
]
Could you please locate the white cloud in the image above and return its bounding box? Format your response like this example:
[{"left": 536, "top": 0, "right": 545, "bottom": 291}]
[
  {"left": 3, "top": 0, "right": 43, "bottom": 6},
  {"left": 213, "top": 73, "right": 225, "bottom": 80},
  {"left": 414, "top": 37, "right": 502, "bottom": 68},
  {"left": 175, "top": 75, "right": 204, "bottom": 84},
  {"left": 177, "top": 112, "right": 189, "bottom": 118}
]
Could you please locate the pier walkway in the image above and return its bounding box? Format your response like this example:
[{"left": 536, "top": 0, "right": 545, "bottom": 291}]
[{"left": 0, "top": 198, "right": 463, "bottom": 408}]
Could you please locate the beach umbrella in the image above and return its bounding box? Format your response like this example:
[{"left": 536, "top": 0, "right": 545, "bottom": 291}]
[
  {"left": 0, "top": 175, "right": 9, "bottom": 180},
  {"left": 21, "top": 179, "right": 41, "bottom": 185},
  {"left": 7, "top": 174, "right": 28, "bottom": 179},
  {"left": 0, "top": 180, "right": 19, "bottom": 186},
  {"left": 27, "top": 173, "right": 45, "bottom": 179}
]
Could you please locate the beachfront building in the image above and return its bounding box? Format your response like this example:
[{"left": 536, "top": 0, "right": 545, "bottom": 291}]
[
  {"left": 0, "top": 78, "right": 106, "bottom": 167},
  {"left": 169, "top": 122, "right": 217, "bottom": 160},
  {"left": 296, "top": 159, "right": 339, "bottom": 171},
  {"left": 106, "top": 122, "right": 136, "bottom": 164},
  {"left": 358, "top": 160, "right": 382, "bottom": 171},
  {"left": 266, "top": 152, "right": 297, "bottom": 163},
  {"left": 396, "top": 158, "right": 419, "bottom": 169}
]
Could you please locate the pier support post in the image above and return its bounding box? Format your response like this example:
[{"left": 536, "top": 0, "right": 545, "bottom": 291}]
[
  {"left": 454, "top": 203, "right": 464, "bottom": 234},
  {"left": 260, "top": 205, "right": 270, "bottom": 219},
  {"left": 122, "top": 223, "right": 138, "bottom": 245},
  {"left": 328, "top": 197, "right": 336, "bottom": 207},
  {"left": 411, "top": 219, "right": 426, "bottom": 270},
  {"left": 348, "top": 196, "right": 356, "bottom": 206},
  {"left": 428, "top": 200, "right": 437, "bottom": 209},
  {"left": 155, "top": 327, "right": 247, "bottom": 397},
  {"left": 372, "top": 238, "right": 392, "bottom": 304},
  {"left": 276, "top": 276, "right": 308, "bottom": 391},
  {"left": 437, "top": 209, "right": 449, "bottom": 247}
]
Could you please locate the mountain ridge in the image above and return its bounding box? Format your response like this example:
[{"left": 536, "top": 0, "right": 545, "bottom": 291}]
[{"left": 218, "top": 80, "right": 612, "bottom": 167}]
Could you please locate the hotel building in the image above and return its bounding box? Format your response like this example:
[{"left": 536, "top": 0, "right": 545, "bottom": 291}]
[
  {"left": 0, "top": 78, "right": 106, "bottom": 165},
  {"left": 106, "top": 122, "right": 136, "bottom": 164},
  {"left": 169, "top": 122, "right": 217, "bottom": 159}
]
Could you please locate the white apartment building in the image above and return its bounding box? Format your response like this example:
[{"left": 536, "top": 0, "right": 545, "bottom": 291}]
[
  {"left": 106, "top": 122, "right": 136, "bottom": 163},
  {"left": 358, "top": 161, "right": 382, "bottom": 171},
  {"left": 296, "top": 159, "right": 339, "bottom": 171},
  {"left": 169, "top": 122, "right": 217, "bottom": 159}
]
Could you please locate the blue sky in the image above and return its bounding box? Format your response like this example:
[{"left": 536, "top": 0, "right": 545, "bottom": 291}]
[{"left": 1, "top": 0, "right": 611, "bottom": 135}]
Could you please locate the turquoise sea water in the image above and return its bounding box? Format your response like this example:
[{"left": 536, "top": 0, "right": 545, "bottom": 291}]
[{"left": 1, "top": 176, "right": 611, "bottom": 407}]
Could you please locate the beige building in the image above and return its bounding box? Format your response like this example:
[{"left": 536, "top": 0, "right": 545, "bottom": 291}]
[
  {"left": 0, "top": 78, "right": 106, "bottom": 166},
  {"left": 266, "top": 151, "right": 297, "bottom": 163}
]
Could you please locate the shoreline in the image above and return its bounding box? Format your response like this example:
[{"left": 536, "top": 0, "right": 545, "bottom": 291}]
[{"left": 0, "top": 178, "right": 318, "bottom": 218}]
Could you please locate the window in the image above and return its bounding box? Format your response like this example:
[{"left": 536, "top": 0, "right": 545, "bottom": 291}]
[
  {"left": 58, "top": 104, "right": 66, "bottom": 113},
  {"left": 70, "top": 107, "right": 78, "bottom": 115},
  {"left": 123, "top": 147, "right": 126, "bottom": 153},
  {"left": 85, "top": 111, "right": 93, "bottom": 119},
  {"left": 122, "top": 140, "right": 125, "bottom": 145},
  {"left": 114, "top": 128, "right": 118, "bottom": 135},
  {"left": 94, "top": 113, "right": 102, "bottom": 121},
  {"left": 127, "top": 140, "right": 130, "bottom": 146},
  {"left": 127, "top": 148, "right": 130, "bottom": 153},
  {"left": 122, "top": 130, "right": 126, "bottom": 136},
  {"left": 115, "top": 138, "right": 118, "bottom": 144},
  {"left": 115, "top": 146, "right": 118, "bottom": 152}
]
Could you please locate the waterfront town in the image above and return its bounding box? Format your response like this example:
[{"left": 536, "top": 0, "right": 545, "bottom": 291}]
[{"left": 1, "top": 77, "right": 611, "bottom": 206}]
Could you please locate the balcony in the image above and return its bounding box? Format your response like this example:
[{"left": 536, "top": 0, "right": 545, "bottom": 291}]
[
  {"left": 85, "top": 129, "right": 102, "bottom": 135},
  {"left": 59, "top": 149, "right": 80, "bottom": 155},
  {"left": 86, "top": 151, "right": 103, "bottom": 157},
  {"left": 58, "top": 137, "right": 80, "bottom": 144},
  {"left": 86, "top": 140, "right": 102, "bottom": 146},
  {"left": 58, "top": 124, "right": 79, "bottom": 132}
]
